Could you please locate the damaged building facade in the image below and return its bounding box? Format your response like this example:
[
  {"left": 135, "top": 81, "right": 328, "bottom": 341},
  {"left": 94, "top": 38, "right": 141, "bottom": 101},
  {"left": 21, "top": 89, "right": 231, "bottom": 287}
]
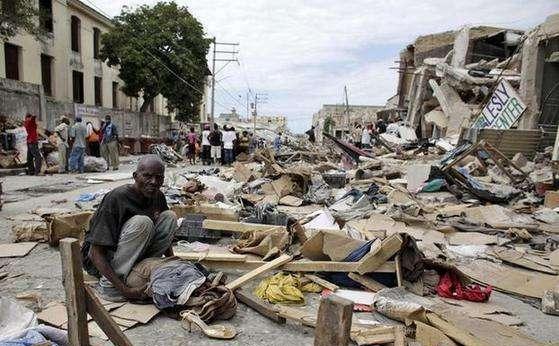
[
  {"left": 312, "top": 104, "right": 384, "bottom": 144},
  {"left": 394, "top": 13, "right": 559, "bottom": 154}
]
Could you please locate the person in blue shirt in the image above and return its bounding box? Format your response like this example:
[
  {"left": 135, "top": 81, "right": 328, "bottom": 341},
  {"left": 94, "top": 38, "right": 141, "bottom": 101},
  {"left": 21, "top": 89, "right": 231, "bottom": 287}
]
[
  {"left": 100, "top": 115, "right": 119, "bottom": 171},
  {"left": 273, "top": 132, "right": 282, "bottom": 153}
]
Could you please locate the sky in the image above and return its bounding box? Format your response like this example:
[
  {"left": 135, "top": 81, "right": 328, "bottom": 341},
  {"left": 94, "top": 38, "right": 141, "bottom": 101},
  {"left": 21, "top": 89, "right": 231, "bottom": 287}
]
[{"left": 90, "top": 0, "right": 559, "bottom": 133}]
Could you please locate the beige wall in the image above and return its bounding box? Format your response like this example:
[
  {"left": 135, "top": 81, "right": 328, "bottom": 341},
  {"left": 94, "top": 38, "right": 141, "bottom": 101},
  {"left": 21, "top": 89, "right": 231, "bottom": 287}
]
[{"left": 0, "top": 0, "right": 170, "bottom": 116}]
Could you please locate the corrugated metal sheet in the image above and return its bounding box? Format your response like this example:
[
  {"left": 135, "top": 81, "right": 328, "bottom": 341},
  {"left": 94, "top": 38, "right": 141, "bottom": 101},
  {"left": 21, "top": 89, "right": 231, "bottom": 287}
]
[{"left": 477, "top": 129, "right": 545, "bottom": 159}]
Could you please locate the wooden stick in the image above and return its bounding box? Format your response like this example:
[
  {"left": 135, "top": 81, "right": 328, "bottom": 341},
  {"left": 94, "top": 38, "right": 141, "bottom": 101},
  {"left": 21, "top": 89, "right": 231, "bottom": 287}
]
[
  {"left": 174, "top": 251, "right": 247, "bottom": 262},
  {"left": 225, "top": 254, "right": 293, "bottom": 290},
  {"left": 84, "top": 286, "right": 133, "bottom": 346},
  {"left": 304, "top": 274, "right": 339, "bottom": 291},
  {"left": 203, "top": 219, "right": 285, "bottom": 233},
  {"left": 185, "top": 258, "right": 396, "bottom": 273},
  {"left": 235, "top": 290, "right": 286, "bottom": 324},
  {"left": 314, "top": 295, "right": 353, "bottom": 346},
  {"left": 395, "top": 255, "right": 403, "bottom": 287},
  {"left": 60, "top": 238, "right": 89, "bottom": 346},
  {"left": 348, "top": 273, "right": 387, "bottom": 292}
]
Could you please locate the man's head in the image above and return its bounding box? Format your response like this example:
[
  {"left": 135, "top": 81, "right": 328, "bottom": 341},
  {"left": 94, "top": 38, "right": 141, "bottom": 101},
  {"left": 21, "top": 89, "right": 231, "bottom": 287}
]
[
  {"left": 223, "top": 124, "right": 228, "bottom": 131},
  {"left": 133, "top": 155, "right": 165, "bottom": 197},
  {"left": 105, "top": 115, "right": 111, "bottom": 123},
  {"left": 75, "top": 116, "right": 82, "bottom": 123},
  {"left": 213, "top": 123, "right": 218, "bottom": 130}
]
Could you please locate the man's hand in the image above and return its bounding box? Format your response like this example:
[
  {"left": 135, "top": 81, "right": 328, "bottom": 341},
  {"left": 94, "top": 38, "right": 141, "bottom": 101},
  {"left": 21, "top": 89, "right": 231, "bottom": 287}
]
[{"left": 122, "top": 285, "right": 148, "bottom": 301}]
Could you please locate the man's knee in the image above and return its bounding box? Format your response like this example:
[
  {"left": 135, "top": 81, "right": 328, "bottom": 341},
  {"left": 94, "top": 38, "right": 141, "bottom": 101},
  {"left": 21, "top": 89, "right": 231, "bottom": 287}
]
[
  {"left": 124, "top": 215, "right": 154, "bottom": 238},
  {"left": 156, "top": 210, "right": 177, "bottom": 236}
]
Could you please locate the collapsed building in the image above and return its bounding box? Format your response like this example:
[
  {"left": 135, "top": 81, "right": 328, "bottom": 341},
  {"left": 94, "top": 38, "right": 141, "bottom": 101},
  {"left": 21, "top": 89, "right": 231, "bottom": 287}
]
[{"left": 394, "top": 14, "right": 559, "bottom": 157}]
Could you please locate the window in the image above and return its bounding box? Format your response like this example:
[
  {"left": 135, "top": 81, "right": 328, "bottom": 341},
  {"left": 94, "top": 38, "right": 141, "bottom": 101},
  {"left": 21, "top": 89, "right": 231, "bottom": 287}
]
[
  {"left": 40, "top": 54, "right": 53, "bottom": 96},
  {"left": 71, "top": 16, "right": 81, "bottom": 53},
  {"left": 4, "top": 43, "right": 20, "bottom": 80},
  {"left": 94, "top": 76, "right": 102, "bottom": 106},
  {"left": 112, "top": 82, "right": 118, "bottom": 108},
  {"left": 72, "top": 70, "right": 84, "bottom": 103},
  {"left": 93, "top": 28, "right": 101, "bottom": 59},
  {"left": 39, "top": 0, "right": 53, "bottom": 33},
  {"left": 1, "top": 0, "right": 16, "bottom": 15}
]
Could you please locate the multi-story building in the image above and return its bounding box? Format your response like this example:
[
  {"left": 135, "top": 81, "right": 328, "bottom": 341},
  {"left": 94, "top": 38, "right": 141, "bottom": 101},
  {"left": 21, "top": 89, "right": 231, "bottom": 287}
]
[
  {"left": 255, "top": 115, "right": 286, "bottom": 131},
  {"left": 312, "top": 104, "right": 383, "bottom": 143},
  {"left": 0, "top": 0, "right": 171, "bottom": 118}
]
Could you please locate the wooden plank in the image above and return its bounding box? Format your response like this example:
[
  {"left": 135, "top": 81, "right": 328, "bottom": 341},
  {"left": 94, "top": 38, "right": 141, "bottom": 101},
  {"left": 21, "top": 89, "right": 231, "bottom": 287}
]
[
  {"left": 84, "top": 285, "right": 133, "bottom": 346},
  {"left": 174, "top": 251, "right": 247, "bottom": 262},
  {"left": 393, "top": 325, "right": 406, "bottom": 346},
  {"left": 189, "top": 259, "right": 396, "bottom": 273},
  {"left": 395, "top": 255, "right": 403, "bottom": 287},
  {"left": 305, "top": 274, "right": 339, "bottom": 291},
  {"left": 202, "top": 219, "right": 285, "bottom": 233},
  {"left": 225, "top": 254, "right": 293, "bottom": 290},
  {"left": 314, "top": 295, "right": 353, "bottom": 346},
  {"left": 59, "top": 238, "right": 89, "bottom": 346},
  {"left": 348, "top": 273, "right": 387, "bottom": 292},
  {"left": 235, "top": 289, "right": 286, "bottom": 324},
  {"left": 357, "top": 234, "right": 403, "bottom": 275}
]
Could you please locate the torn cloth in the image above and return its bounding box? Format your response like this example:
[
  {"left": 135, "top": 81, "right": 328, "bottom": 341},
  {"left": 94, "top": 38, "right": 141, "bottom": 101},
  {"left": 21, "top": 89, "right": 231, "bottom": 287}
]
[{"left": 436, "top": 271, "right": 492, "bottom": 302}]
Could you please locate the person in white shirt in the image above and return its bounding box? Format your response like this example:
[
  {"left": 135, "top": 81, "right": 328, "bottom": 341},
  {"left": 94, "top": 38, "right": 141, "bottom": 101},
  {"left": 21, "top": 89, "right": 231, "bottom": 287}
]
[
  {"left": 222, "top": 125, "right": 235, "bottom": 165},
  {"left": 55, "top": 116, "right": 70, "bottom": 173},
  {"left": 201, "top": 124, "right": 211, "bottom": 165},
  {"left": 361, "top": 126, "right": 371, "bottom": 148}
]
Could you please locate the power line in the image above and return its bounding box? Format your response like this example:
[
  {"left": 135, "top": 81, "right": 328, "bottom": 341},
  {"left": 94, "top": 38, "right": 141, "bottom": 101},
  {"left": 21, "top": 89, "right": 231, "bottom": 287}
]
[
  {"left": 216, "top": 81, "right": 245, "bottom": 109},
  {"left": 79, "top": 0, "right": 237, "bottom": 113}
]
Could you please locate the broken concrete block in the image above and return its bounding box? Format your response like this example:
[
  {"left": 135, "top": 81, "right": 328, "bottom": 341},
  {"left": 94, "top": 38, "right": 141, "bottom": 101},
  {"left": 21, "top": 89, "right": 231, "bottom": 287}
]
[
  {"left": 406, "top": 164, "right": 431, "bottom": 193},
  {"left": 529, "top": 167, "right": 554, "bottom": 184}
]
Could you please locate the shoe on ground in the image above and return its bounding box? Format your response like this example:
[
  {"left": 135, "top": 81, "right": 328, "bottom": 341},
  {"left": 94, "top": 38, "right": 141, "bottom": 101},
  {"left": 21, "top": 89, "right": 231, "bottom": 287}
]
[{"left": 94, "top": 283, "right": 127, "bottom": 302}]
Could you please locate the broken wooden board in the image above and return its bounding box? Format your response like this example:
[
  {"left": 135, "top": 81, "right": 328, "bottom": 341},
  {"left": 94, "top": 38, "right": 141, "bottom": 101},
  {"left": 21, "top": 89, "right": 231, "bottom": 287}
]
[
  {"left": 348, "top": 273, "right": 387, "bottom": 292},
  {"left": 458, "top": 259, "right": 559, "bottom": 299},
  {"left": 357, "top": 234, "right": 402, "bottom": 275},
  {"left": 0, "top": 242, "right": 38, "bottom": 258},
  {"left": 174, "top": 251, "right": 247, "bottom": 262},
  {"left": 304, "top": 274, "right": 339, "bottom": 291},
  {"left": 109, "top": 303, "right": 160, "bottom": 324},
  {"left": 190, "top": 258, "right": 396, "bottom": 273},
  {"left": 226, "top": 254, "right": 293, "bottom": 290},
  {"left": 235, "top": 289, "right": 286, "bottom": 324},
  {"left": 202, "top": 219, "right": 285, "bottom": 233},
  {"left": 426, "top": 310, "right": 543, "bottom": 346},
  {"left": 171, "top": 204, "right": 238, "bottom": 221},
  {"left": 37, "top": 302, "right": 69, "bottom": 328},
  {"left": 415, "top": 320, "right": 458, "bottom": 346}
]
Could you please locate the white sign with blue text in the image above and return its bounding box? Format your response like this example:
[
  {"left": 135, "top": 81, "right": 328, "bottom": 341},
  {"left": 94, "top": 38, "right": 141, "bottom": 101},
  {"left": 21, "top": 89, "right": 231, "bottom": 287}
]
[{"left": 472, "top": 79, "right": 526, "bottom": 129}]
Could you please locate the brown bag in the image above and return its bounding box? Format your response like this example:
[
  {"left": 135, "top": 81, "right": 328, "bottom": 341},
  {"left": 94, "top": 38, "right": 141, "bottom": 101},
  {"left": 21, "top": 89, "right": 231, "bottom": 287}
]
[{"left": 182, "top": 284, "right": 237, "bottom": 322}]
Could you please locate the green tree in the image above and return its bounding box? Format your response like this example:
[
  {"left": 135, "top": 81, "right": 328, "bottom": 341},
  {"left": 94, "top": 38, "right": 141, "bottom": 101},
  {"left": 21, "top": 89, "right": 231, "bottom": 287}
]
[
  {"left": 0, "top": 0, "right": 45, "bottom": 41},
  {"left": 100, "top": 2, "right": 210, "bottom": 121}
]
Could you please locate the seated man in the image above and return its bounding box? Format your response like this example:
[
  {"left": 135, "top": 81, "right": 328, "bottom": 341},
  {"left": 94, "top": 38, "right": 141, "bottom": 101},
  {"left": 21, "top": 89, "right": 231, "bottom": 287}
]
[{"left": 82, "top": 155, "right": 176, "bottom": 301}]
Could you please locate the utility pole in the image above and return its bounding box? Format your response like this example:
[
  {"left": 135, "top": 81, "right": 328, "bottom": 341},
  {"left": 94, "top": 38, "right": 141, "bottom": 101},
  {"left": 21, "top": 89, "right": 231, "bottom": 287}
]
[
  {"left": 210, "top": 38, "right": 239, "bottom": 127},
  {"left": 253, "top": 92, "right": 268, "bottom": 131},
  {"left": 344, "top": 85, "right": 350, "bottom": 140}
]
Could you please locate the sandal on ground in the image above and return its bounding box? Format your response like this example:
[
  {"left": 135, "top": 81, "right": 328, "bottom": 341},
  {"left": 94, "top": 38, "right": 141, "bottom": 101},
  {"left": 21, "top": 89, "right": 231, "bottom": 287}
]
[{"left": 180, "top": 310, "right": 236, "bottom": 340}]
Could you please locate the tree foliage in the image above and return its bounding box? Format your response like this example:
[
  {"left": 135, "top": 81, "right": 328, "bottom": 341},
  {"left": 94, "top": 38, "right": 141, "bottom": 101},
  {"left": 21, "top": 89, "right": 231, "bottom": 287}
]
[
  {"left": 0, "top": 0, "right": 45, "bottom": 41},
  {"left": 324, "top": 116, "right": 335, "bottom": 134},
  {"left": 100, "top": 2, "right": 210, "bottom": 121}
]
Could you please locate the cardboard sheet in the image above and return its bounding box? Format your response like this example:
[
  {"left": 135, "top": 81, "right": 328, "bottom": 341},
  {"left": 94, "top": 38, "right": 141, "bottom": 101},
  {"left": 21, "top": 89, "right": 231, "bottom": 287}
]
[
  {"left": 458, "top": 259, "right": 559, "bottom": 298},
  {"left": 0, "top": 242, "right": 38, "bottom": 258},
  {"left": 110, "top": 303, "right": 159, "bottom": 324}
]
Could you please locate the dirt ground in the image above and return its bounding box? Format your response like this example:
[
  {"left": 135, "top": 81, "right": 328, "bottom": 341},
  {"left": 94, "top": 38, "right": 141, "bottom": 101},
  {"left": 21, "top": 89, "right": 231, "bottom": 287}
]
[{"left": 1, "top": 157, "right": 558, "bottom": 345}]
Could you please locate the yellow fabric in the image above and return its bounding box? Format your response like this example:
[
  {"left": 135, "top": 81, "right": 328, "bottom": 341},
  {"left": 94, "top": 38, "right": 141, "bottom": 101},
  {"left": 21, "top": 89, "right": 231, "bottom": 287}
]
[{"left": 254, "top": 273, "right": 322, "bottom": 305}]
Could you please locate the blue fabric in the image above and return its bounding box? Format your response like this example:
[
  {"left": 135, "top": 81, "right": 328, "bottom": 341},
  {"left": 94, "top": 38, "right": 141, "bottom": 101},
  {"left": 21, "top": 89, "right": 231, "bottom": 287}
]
[
  {"left": 224, "top": 149, "right": 234, "bottom": 164},
  {"left": 324, "top": 240, "right": 396, "bottom": 288},
  {"left": 69, "top": 146, "right": 85, "bottom": 173},
  {"left": 273, "top": 137, "right": 281, "bottom": 152},
  {"left": 0, "top": 330, "right": 58, "bottom": 346},
  {"left": 102, "top": 123, "right": 116, "bottom": 143}
]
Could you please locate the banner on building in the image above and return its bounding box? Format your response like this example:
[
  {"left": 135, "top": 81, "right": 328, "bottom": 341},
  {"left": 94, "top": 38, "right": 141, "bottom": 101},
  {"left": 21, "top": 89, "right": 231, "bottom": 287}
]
[{"left": 472, "top": 79, "right": 526, "bottom": 129}]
